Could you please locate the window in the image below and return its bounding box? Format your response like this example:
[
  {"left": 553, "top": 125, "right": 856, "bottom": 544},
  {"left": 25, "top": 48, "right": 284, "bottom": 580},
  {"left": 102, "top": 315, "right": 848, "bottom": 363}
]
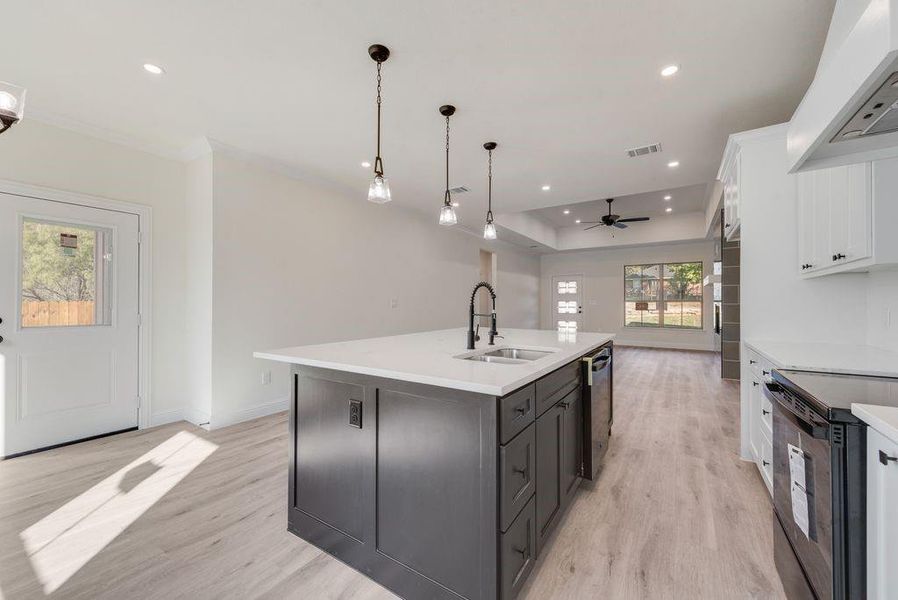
[
  {"left": 625, "top": 262, "right": 702, "bottom": 329},
  {"left": 20, "top": 218, "right": 113, "bottom": 327}
]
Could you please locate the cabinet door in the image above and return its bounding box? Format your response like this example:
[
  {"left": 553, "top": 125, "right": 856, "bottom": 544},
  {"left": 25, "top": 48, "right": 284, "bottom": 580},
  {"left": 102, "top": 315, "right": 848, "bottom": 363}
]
[
  {"left": 560, "top": 390, "right": 581, "bottom": 508},
  {"left": 812, "top": 168, "right": 833, "bottom": 270},
  {"left": 535, "top": 403, "right": 563, "bottom": 554},
  {"left": 797, "top": 171, "right": 817, "bottom": 272},
  {"left": 828, "top": 163, "right": 872, "bottom": 267},
  {"left": 867, "top": 428, "right": 898, "bottom": 600},
  {"left": 748, "top": 376, "right": 761, "bottom": 462}
]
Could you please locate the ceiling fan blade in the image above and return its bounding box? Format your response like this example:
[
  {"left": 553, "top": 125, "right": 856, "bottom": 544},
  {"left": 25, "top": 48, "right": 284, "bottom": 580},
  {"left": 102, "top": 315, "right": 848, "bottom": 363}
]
[
  {"left": 583, "top": 223, "right": 605, "bottom": 231},
  {"left": 579, "top": 221, "right": 602, "bottom": 224},
  {"left": 616, "top": 216, "right": 650, "bottom": 223},
  {"left": 613, "top": 222, "right": 628, "bottom": 229}
]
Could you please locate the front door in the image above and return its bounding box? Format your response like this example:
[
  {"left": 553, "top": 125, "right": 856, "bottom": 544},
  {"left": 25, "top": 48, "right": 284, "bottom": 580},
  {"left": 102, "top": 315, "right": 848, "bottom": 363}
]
[
  {"left": 0, "top": 192, "right": 140, "bottom": 457},
  {"left": 551, "top": 275, "right": 582, "bottom": 333}
]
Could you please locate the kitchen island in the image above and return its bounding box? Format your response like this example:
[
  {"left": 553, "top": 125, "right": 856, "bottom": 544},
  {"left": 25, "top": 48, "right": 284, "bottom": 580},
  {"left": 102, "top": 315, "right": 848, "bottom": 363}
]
[{"left": 255, "top": 328, "right": 614, "bottom": 600}]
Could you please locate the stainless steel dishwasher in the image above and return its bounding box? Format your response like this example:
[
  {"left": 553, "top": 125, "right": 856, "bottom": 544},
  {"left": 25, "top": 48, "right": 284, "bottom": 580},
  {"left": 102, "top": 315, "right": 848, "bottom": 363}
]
[{"left": 581, "top": 344, "right": 612, "bottom": 480}]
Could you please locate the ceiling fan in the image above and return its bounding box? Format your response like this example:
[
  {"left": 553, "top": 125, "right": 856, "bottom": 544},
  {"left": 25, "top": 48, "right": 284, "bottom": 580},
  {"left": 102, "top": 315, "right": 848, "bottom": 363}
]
[{"left": 581, "top": 198, "right": 651, "bottom": 230}]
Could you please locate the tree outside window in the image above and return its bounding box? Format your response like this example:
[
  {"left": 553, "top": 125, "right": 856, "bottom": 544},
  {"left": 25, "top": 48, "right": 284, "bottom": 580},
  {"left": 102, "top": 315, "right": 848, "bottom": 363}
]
[{"left": 625, "top": 262, "right": 702, "bottom": 329}]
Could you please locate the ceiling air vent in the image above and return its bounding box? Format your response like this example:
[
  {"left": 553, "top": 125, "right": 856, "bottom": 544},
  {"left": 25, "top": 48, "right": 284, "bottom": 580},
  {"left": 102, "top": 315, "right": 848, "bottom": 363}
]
[
  {"left": 626, "top": 143, "right": 662, "bottom": 158},
  {"left": 449, "top": 186, "right": 470, "bottom": 194}
]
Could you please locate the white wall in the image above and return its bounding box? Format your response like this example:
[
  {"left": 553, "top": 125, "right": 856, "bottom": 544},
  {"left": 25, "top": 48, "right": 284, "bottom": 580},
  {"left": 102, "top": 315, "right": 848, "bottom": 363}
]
[
  {"left": 207, "top": 152, "right": 541, "bottom": 428},
  {"left": 0, "top": 120, "right": 189, "bottom": 425},
  {"left": 540, "top": 241, "right": 717, "bottom": 351},
  {"left": 867, "top": 269, "right": 898, "bottom": 353},
  {"left": 739, "top": 126, "right": 869, "bottom": 346}
]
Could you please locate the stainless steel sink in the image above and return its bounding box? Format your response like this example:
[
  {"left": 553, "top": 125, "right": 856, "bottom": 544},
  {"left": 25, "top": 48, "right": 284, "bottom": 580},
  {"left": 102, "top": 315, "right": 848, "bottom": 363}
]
[
  {"left": 481, "top": 348, "right": 554, "bottom": 361},
  {"left": 457, "top": 347, "right": 557, "bottom": 365}
]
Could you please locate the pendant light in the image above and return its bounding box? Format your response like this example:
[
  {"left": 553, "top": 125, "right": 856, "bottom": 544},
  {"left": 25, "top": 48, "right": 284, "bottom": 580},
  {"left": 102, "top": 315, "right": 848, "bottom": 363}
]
[
  {"left": 438, "top": 104, "right": 458, "bottom": 226},
  {"left": 367, "top": 44, "right": 391, "bottom": 203},
  {"left": 483, "top": 142, "right": 498, "bottom": 240},
  {"left": 0, "top": 81, "right": 26, "bottom": 136}
]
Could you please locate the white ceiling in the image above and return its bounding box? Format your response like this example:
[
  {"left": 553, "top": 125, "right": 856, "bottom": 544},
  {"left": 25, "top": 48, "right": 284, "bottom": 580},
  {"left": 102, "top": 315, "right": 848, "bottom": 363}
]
[
  {"left": 4, "top": 1, "right": 834, "bottom": 221},
  {"left": 525, "top": 183, "right": 709, "bottom": 228}
]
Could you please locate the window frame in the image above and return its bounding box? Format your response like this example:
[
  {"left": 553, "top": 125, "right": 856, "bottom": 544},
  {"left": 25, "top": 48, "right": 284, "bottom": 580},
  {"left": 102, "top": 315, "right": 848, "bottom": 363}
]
[{"left": 623, "top": 261, "right": 704, "bottom": 330}]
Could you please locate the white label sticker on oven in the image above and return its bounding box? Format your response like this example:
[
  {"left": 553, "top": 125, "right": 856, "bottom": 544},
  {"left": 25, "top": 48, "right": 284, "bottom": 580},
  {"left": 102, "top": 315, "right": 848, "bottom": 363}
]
[{"left": 788, "top": 444, "right": 810, "bottom": 539}]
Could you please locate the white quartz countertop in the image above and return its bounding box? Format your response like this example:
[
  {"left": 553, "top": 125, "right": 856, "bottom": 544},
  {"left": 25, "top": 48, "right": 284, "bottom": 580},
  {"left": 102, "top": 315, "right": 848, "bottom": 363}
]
[
  {"left": 745, "top": 339, "right": 898, "bottom": 379},
  {"left": 852, "top": 404, "right": 898, "bottom": 445},
  {"left": 255, "top": 328, "right": 615, "bottom": 396}
]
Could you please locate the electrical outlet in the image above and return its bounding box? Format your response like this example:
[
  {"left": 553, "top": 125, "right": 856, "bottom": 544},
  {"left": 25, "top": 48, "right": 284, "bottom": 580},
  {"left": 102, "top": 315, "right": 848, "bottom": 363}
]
[
  {"left": 349, "top": 399, "right": 362, "bottom": 428},
  {"left": 390, "top": 297, "right": 399, "bottom": 309},
  {"left": 261, "top": 370, "right": 271, "bottom": 385}
]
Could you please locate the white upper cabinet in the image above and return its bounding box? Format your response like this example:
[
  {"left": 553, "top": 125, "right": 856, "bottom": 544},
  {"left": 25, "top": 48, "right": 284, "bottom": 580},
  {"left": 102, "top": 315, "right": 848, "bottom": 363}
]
[
  {"left": 718, "top": 137, "right": 742, "bottom": 241},
  {"left": 796, "top": 158, "right": 898, "bottom": 277}
]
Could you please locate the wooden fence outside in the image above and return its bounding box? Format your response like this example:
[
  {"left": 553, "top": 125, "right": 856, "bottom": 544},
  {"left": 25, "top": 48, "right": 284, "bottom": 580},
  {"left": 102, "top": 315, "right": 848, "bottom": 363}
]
[{"left": 21, "top": 301, "right": 96, "bottom": 327}]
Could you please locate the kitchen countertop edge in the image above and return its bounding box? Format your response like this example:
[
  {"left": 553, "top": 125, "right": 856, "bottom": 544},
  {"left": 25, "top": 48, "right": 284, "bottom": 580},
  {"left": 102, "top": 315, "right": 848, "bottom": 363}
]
[{"left": 852, "top": 403, "right": 898, "bottom": 445}]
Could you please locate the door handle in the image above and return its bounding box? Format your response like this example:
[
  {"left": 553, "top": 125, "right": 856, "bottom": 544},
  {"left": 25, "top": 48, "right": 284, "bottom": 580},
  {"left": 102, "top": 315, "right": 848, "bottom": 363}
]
[{"left": 880, "top": 450, "right": 898, "bottom": 466}]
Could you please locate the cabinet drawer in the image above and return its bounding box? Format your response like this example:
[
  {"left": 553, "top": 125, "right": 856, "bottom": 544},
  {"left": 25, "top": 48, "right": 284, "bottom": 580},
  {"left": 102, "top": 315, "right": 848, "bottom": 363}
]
[
  {"left": 535, "top": 360, "right": 580, "bottom": 417},
  {"left": 499, "top": 495, "right": 536, "bottom": 600},
  {"left": 760, "top": 390, "right": 773, "bottom": 435},
  {"left": 759, "top": 426, "right": 773, "bottom": 496},
  {"left": 500, "top": 423, "right": 536, "bottom": 532},
  {"left": 499, "top": 384, "right": 535, "bottom": 445}
]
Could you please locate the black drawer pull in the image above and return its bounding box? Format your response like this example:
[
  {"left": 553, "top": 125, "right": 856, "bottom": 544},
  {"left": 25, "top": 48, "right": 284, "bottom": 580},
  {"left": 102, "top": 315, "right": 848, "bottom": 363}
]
[
  {"left": 762, "top": 409, "right": 770, "bottom": 416},
  {"left": 880, "top": 450, "right": 898, "bottom": 466},
  {"left": 749, "top": 359, "right": 757, "bottom": 365},
  {"left": 762, "top": 460, "right": 770, "bottom": 467},
  {"left": 753, "top": 382, "right": 759, "bottom": 387},
  {"left": 762, "top": 370, "right": 770, "bottom": 376},
  {"left": 514, "top": 404, "right": 529, "bottom": 414},
  {"left": 512, "top": 465, "right": 528, "bottom": 477},
  {"left": 513, "top": 546, "right": 529, "bottom": 558}
]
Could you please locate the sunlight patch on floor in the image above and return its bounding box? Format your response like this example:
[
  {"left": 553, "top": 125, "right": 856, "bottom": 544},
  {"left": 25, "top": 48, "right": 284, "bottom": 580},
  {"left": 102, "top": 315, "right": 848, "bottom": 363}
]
[{"left": 20, "top": 430, "right": 218, "bottom": 594}]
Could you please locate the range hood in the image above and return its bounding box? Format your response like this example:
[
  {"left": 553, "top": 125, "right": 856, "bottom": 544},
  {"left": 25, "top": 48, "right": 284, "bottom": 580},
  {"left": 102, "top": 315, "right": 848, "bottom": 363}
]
[{"left": 788, "top": 0, "right": 898, "bottom": 172}]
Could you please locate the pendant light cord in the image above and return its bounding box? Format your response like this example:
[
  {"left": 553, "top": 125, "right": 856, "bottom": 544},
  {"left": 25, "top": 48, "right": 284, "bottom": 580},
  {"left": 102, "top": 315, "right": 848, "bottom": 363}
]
[
  {"left": 487, "top": 148, "right": 493, "bottom": 222},
  {"left": 374, "top": 62, "right": 383, "bottom": 176},
  {"left": 444, "top": 115, "right": 451, "bottom": 206}
]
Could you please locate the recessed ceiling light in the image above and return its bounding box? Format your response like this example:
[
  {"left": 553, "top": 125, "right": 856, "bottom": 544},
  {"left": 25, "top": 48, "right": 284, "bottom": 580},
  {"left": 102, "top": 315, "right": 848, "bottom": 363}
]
[
  {"left": 667, "top": 160, "right": 680, "bottom": 168},
  {"left": 665, "top": 207, "right": 673, "bottom": 213},
  {"left": 661, "top": 64, "right": 680, "bottom": 77},
  {"left": 563, "top": 209, "right": 570, "bottom": 215},
  {"left": 361, "top": 161, "right": 371, "bottom": 168},
  {"left": 575, "top": 219, "right": 581, "bottom": 224},
  {"left": 542, "top": 185, "right": 551, "bottom": 191},
  {"left": 143, "top": 63, "right": 165, "bottom": 75},
  {"left": 663, "top": 195, "right": 672, "bottom": 200},
  {"left": 452, "top": 202, "right": 460, "bottom": 207}
]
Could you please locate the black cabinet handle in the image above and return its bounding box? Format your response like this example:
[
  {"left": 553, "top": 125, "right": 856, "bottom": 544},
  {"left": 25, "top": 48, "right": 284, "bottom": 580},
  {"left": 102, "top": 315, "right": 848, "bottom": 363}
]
[
  {"left": 753, "top": 382, "right": 759, "bottom": 387},
  {"left": 880, "top": 450, "right": 898, "bottom": 466},
  {"left": 762, "top": 409, "right": 770, "bottom": 416},
  {"left": 832, "top": 253, "right": 846, "bottom": 261},
  {"left": 513, "top": 546, "right": 529, "bottom": 558},
  {"left": 762, "top": 370, "right": 770, "bottom": 376},
  {"left": 514, "top": 404, "right": 529, "bottom": 414},
  {"left": 512, "top": 465, "right": 528, "bottom": 477},
  {"left": 749, "top": 359, "right": 757, "bottom": 365},
  {"left": 762, "top": 460, "right": 770, "bottom": 467}
]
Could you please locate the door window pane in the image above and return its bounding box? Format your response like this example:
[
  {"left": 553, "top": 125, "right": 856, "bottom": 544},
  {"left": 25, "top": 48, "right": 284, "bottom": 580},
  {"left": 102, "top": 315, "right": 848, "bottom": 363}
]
[
  {"left": 20, "top": 219, "right": 113, "bottom": 327},
  {"left": 662, "top": 263, "right": 703, "bottom": 328}
]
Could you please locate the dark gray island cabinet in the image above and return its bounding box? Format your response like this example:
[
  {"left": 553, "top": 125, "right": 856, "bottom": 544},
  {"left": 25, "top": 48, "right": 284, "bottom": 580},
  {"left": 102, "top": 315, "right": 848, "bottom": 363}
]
[{"left": 284, "top": 341, "right": 611, "bottom": 600}]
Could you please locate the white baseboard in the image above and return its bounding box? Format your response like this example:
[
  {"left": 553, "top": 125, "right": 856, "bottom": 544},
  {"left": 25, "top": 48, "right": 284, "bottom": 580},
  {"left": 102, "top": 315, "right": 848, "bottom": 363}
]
[
  {"left": 148, "top": 409, "right": 185, "bottom": 427},
  {"left": 615, "top": 339, "right": 716, "bottom": 351},
  {"left": 209, "top": 397, "right": 289, "bottom": 430},
  {"left": 183, "top": 406, "right": 212, "bottom": 430}
]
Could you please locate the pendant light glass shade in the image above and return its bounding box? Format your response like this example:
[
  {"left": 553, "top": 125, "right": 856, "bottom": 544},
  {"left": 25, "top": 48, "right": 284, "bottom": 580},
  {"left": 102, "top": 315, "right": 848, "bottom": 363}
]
[
  {"left": 0, "top": 81, "right": 26, "bottom": 134},
  {"left": 483, "top": 221, "right": 497, "bottom": 239},
  {"left": 368, "top": 174, "right": 391, "bottom": 203},
  {"left": 439, "top": 203, "right": 458, "bottom": 226},
  {"left": 482, "top": 142, "right": 498, "bottom": 240}
]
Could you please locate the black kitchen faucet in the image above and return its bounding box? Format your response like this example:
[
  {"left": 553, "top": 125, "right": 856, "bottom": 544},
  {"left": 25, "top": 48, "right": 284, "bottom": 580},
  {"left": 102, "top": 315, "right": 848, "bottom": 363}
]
[{"left": 467, "top": 281, "right": 498, "bottom": 350}]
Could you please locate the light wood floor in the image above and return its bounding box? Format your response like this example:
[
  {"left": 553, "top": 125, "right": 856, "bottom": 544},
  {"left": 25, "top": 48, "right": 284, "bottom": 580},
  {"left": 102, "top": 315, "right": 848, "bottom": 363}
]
[{"left": 0, "top": 347, "right": 783, "bottom": 600}]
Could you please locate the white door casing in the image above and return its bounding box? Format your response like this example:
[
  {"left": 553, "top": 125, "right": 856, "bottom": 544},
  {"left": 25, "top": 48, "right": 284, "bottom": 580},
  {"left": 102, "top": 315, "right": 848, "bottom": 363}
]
[{"left": 0, "top": 190, "right": 142, "bottom": 456}]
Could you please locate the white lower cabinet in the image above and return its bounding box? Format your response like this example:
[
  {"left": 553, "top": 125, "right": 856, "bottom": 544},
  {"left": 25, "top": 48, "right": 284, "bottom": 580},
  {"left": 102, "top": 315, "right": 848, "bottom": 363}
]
[
  {"left": 745, "top": 348, "right": 773, "bottom": 496},
  {"left": 866, "top": 427, "right": 898, "bottom": 599}
]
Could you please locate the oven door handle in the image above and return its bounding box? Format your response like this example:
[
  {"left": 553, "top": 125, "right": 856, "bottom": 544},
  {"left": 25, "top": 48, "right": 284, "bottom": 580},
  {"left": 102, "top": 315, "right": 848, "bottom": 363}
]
[{"left": 765, "top": 382, "right": 830, "bottom": 441}]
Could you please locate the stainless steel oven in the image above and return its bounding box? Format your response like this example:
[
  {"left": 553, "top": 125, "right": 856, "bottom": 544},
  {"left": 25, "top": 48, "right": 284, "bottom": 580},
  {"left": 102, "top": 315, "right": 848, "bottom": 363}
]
[{"left": 765, "top": 372, "right": 867, "bottom": 600}]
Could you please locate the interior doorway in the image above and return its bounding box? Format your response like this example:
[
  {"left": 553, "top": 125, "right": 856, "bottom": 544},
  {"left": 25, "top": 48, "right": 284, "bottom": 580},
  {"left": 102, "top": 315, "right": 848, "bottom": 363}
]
[{"left": 0, "top": 188, "right": 144, "bottom": 457}]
